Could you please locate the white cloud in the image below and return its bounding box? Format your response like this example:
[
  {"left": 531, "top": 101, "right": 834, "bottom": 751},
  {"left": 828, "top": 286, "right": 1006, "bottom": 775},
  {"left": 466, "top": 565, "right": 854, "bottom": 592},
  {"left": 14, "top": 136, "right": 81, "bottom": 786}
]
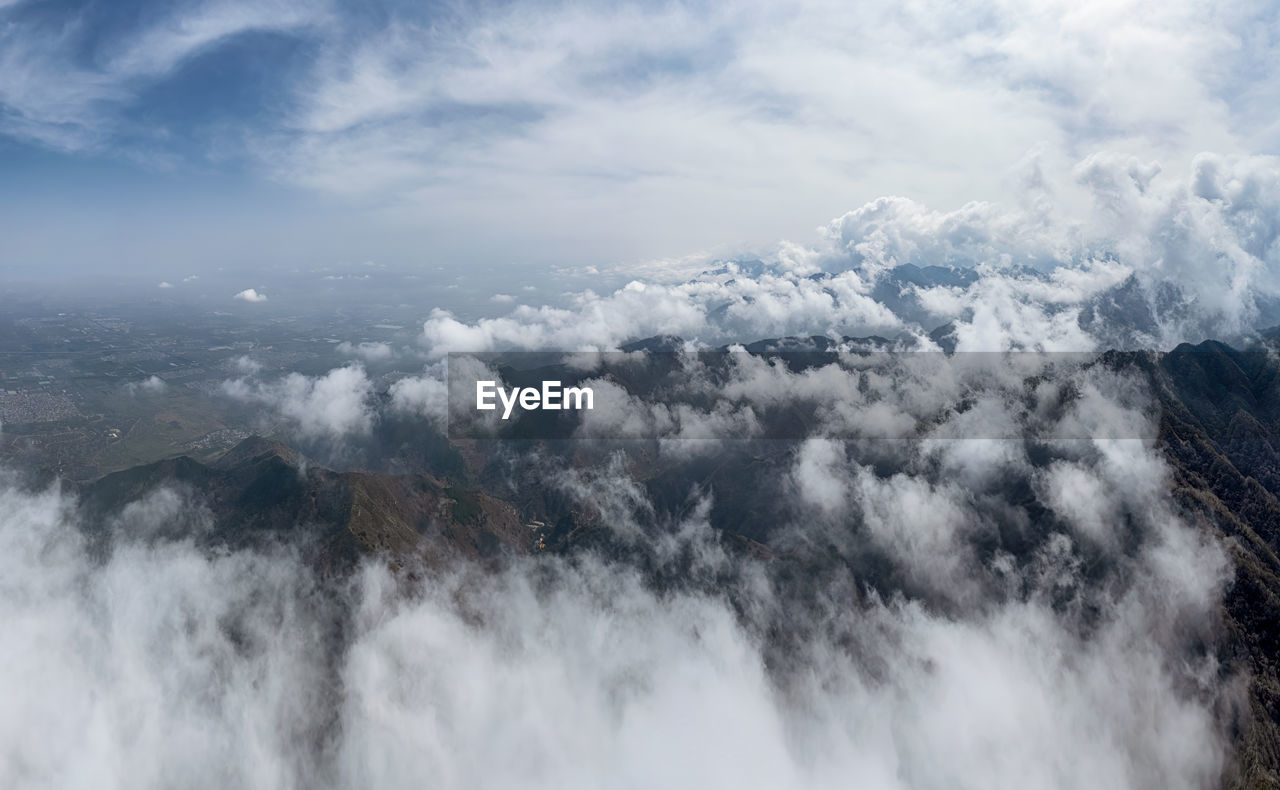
[
  {"left": 0, "top": 466, "right": 1230, "bottom": 788},
  {"left": 126, "top": 375, "right": 168, "bottom": 396},
  {"left": 157, "top": 281, "right": 173, "bottom": 288},
  {"left": 230, "top": 0, "right": 1272, "bottom": 265},
  {"left": 102, "top": 1, "right": 326, "bottom": 80},
  {"left": 230, "top": 355, "right": 263, "bottom": 375},
  {"left": 387, "top": 368, "right": 447, "bottom": 427},
  {"left": 415, "top": 154, "right": 1280, "bottom": 353},
  {"left": 0, "top": 316, "right": 1240, "bottom": 788},
  {"left": 790, "top": 438, "right": 849, "bottom": 517},
  {"left": 421, "top": 280, "right": 711, "bottom": 355},
  {"left": 336, "top": 341, "right": 393, "bottom": 362},
  {"left": 233, "top": 288, "right": 268, "bottom": 303},
  {"left": 222, "top": 365, "right": 374, "bottom": 441},
  {"left": 3, "top": 0, "right": 1273, "bottom": 266},
  {"left": 420, "top": 269, "right": 909, "bottom": 355}
]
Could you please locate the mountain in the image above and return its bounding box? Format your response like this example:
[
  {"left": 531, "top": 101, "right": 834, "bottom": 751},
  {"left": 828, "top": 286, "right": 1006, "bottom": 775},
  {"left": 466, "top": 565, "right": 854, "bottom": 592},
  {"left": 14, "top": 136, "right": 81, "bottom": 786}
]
[
  {"left": 1150, "top": 343, "right": 1280, "bottom": 787},
  {"left": 78, "top": 436, "right": 531, "bottom": 571},
  {"left": 70, "top": 335, "right": 1280, "bottom": 787}
]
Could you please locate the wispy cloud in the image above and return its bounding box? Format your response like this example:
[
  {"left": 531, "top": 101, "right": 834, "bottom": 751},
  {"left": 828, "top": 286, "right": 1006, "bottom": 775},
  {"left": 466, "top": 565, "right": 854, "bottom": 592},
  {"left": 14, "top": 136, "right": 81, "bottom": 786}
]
[
  {"left": 1, "top": 0, "right": 1274, "bottom": 264},
  {"left": 259, "top": 0, "right": 1259, "bottom": 226},
  {"left": 0, "top": 0, "right": 326, "bottom": 152}
]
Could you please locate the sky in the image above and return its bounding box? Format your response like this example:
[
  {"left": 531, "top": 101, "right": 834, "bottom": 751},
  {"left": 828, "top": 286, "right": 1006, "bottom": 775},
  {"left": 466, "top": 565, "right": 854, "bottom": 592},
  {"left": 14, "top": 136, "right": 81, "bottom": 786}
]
[{"left": 2, "top": 0, "right": 1278, "bottom": 281}]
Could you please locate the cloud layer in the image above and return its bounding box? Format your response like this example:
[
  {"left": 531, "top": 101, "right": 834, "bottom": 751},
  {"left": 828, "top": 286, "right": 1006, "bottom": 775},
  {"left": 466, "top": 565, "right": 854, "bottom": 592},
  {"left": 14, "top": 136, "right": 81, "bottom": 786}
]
[
  {"left": 419, "top": 153, "right": 1280, "bottom": 354},
  {"left": 0, "top": 443, "right": 1233, "bottom": 789}
]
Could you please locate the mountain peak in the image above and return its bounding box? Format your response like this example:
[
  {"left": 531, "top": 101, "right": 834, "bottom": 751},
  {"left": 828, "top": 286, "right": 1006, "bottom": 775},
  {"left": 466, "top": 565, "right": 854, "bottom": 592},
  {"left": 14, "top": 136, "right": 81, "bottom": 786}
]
[{"left": 212, "top": 436, "right": 304, "bottom": 471}]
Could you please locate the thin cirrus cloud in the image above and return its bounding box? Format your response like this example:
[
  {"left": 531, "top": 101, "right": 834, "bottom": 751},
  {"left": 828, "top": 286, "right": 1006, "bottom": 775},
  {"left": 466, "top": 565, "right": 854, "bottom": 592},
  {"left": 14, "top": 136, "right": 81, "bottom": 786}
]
[
  {"left": 0, "top": 0, "right": 1276, "bottom": 268},
  {"left": 0, "top": 0, "right": 328, "bottom": 152}
]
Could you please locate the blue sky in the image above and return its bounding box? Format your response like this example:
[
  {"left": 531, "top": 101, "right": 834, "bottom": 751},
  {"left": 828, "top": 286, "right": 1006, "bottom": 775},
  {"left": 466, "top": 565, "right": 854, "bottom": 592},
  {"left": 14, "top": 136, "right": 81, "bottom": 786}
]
[{"left": 1, "top": 0, "right": 1277, "bottom": 281}]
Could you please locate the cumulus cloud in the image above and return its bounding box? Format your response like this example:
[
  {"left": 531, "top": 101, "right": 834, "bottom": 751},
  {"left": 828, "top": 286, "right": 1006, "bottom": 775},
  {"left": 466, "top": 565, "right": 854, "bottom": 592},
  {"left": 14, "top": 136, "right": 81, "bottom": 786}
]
[
  {"left": 222, "top": 365, "right": 375, "bottom": 441},
  {"left": 421, "top": 271, "right": 903, "bottom": 355},
  {"left": 417, "top": 154, "right": 1280, "bottom": 354},
  {"left": 125, "top": 375, "right": 168, "bottom": 396},
  {"left": 107, "top": 484, "right": 214, "bottom": 543},
  {"left": 336, "top": 341, "right": 393, "bottom": 362},
  {"left": 388, "top": 373, "right": 447, "bottom": 427},
  {"left": 815, "top": 152, "right": 1280, "bottom": 348},
  {"left": 444, "top": 347, "right": 1156, "bottom": 449},
  {"left": 157, "top": 281, "right": 173, "bottom": 288},
  {"left": 573, "top": 378, "right": 762, "bottom": 453},
  {"left": 422, "top": 281, "right": 703, "bottom": 355},
  {"left": 790, "top": 438, "right": 849, "bottom": 517},
  {"left": 0, "top": 474, "right": 335, "bottom": 788},
  {"left": 0, "top": 317, "right": 1243, "bottom": 789},
  {"left": 230, "top": 355, "right": 263, "bottom": 375},
  {"left": 0, "top": 464, "right": 1229, "bottom": 789},
  {"left": 234, "top": 288, "right": 268, "bottom": 303}
]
